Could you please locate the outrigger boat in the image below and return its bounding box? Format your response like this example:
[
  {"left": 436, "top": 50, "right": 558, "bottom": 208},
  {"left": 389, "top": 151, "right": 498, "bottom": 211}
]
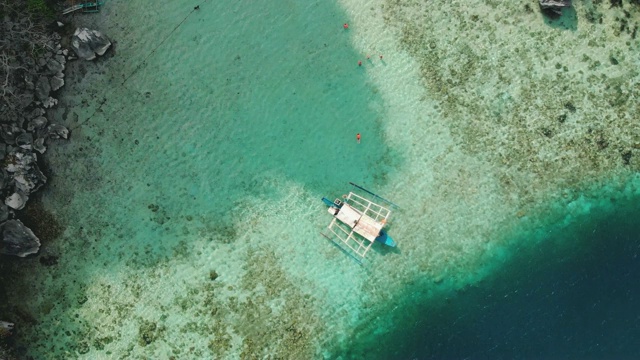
[
  {"left": 321, "top": 183, "right": 397, "bottom": 263},
  {"left": 62, "top": 0, "right": 105, "bottom": 14}
]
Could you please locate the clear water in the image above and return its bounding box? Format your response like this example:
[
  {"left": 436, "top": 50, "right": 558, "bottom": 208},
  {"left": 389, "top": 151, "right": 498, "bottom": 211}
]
[{"left": 4, "top": 0, "right": 640, "bottom": 358}]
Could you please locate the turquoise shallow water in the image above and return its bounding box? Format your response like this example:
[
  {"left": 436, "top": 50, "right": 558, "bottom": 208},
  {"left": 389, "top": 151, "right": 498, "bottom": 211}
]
[
  {"left": 3, "top": 0, "right": 640, "bottom": 358},
  {"left": 8, "top": 0, "right": 401, "bottom": 358},
  {"left": 84, "top": 0, "right": 394, "bottom": 208}
]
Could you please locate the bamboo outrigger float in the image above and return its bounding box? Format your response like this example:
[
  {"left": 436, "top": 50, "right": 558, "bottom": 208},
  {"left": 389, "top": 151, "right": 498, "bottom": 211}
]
[{"left": 321, "top": 183, "right": 397, "bottom": 263}]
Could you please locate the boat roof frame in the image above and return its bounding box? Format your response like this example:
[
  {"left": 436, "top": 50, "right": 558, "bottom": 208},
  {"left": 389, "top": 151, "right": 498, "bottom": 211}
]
[{"left": 322, "top": 191, "right": 393, "bottom": 262}]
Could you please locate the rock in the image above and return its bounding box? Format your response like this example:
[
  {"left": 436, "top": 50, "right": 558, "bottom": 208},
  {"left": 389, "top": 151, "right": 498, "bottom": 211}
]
[
  {"left": 28, "top": 116, "right": 48, "bottom": 132},
  {"left": 16, "top": 133, "right": 33, "bottom": 150},
  {"left": 57, "top": 21, "right": 64, "bottom": 27},
  {"left": 539, "top": 0, "right": 571, "bottom": 15},
  {"left": 0, "top": 170, "right": 8, "bottom": 193},
  {"left": 46, "top": 124, "right": 69, "bottom": 139},
  {"left": 0, "top": 109, "right": 17, "bottom": 125},
  {"left": 55, "top": 54, "right": 66, "bottom": 67},
  {"left": 33, "top": 138, "right": 46, "bottom": 154},
  {"left": 24, "top": 56, "right": 36, "bottom": 69},
  {"left": 209, "top": 270, "right": 219, "bottom": 281},
  {"left": 0, "top": 321, "right": 14, "bottom": 336},
  {"left": 0, "top": 124, "right": 21, "bottom": 144},
  {"left": 29, "top": 108, "right": 46, "bottom": 119},
  {"left": 0, "top": 219, "right": 41, "bottom": 257},
  {"left": 14, "top": 115, "right": 26, "bottom": 130},
  {"left": 4, "top": 149, "right": 34, "bottom": 174},
  {"left": 4, "top": 148, "right": 47, "bottom": 194},
  {"left": 0, "top": 203, "right": 8, "bottom": 223},
  {"left": 42, "top": 96, "right": 58, "bottom": 108},
  {"left": 50, "top": 75, "right": 64, "bottom": 91},
  {"left": 5, "top": 191, "right": 27, "bottom": 210},
  {"left": 71, "top": 28, "right": 112, "bottom": 61},
  {"left": 24, "top": 73, "right": 35, "bottom": 90},
  {"left": 35, "top": 76, "right": 51, "bottom": 102},
  {"left": 13, "top": 170, "right": 44, "bottom": 194},
  {"left": 18, "top": 92, "right": 34, "bottom": 109},
  {"left": 46, "top": 58, "right": 64, "bottom": 74}
]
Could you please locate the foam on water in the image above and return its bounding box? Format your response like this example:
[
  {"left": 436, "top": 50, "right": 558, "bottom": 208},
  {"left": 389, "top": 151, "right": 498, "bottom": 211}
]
[{"left": 5, "top": 0, "right": 640, "bottom": 358}]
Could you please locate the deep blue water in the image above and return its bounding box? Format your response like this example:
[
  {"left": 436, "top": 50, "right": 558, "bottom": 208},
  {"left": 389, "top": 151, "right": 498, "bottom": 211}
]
[{"left": 415, "top": 205, "right": 640, "bottom": 359}]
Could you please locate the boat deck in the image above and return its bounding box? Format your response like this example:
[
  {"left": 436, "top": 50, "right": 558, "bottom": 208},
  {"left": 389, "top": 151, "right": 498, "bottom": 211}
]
[{"left": 333, "top": 203, "right": 383, "bottom": 242}]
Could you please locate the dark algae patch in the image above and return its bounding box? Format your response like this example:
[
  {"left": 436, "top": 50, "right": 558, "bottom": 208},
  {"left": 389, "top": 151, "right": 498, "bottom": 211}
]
[
  {"left": 334, "top": 194, "right": 640, "bottom": 359},
  {"left": 17, "top": 197, "right": 65, "bottom": 243}
]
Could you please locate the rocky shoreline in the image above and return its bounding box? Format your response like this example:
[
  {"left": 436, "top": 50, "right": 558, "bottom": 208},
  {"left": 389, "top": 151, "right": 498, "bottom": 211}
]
[{"left": 1, "top": 0, "right": 111, "bottom": 355}]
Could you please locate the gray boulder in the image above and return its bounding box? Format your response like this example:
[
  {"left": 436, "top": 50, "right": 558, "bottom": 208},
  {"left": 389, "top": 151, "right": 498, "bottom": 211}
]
[
  {"left": 33, "top": 137, "right": 46, "bottom": 154},
  {"left": 35, "top": 76, "right": 51, "bottom": 102},
  {"left": 27, "top": 116, "right": 48, "bottom": 132},
  {"left": 55, "top": 54, "right": 66, "bottom": 67},
  {"left": 29, "top": 108, "right": 45, "bottom": 119},
  {"left": 46, "top": 57, "right": 64, "bottom": 75},
  {"left": 0, "top": 169, "right": 8, "bottom": 191},
  {"left": 46, "top": 124, "right": 69, "bottom": 139},
  {"left": 16, "top": 132, "right": 33, "bottom": 150},
  {"left": 5, "top": 191, "right": 28, "bottom": 210},
  {"left": 24, "top": 73, "right": 35, "bottom": 91},
  {"left": 0, "top": 124, "right": 21, "bottom": 144},
  {"left": 71, "top": 28, "right": 111, "bottom": 61},
  {"left": 50, "top": 75, "right": 65, "bottom": 91},
  {"left": 0, "top": 321, "right": 14, "bottom": 335},
  {"left": 0, "top": 219, "right": 40, "bottom": 257},
  {"left": 0, "top": 204, "right": 8, "bottom": 223},
  {"left": 4, "top": 148, "right": 47, "bottom": 196},
  {"left": 42, "top": 96, "right": 58, "bottom": 108}
]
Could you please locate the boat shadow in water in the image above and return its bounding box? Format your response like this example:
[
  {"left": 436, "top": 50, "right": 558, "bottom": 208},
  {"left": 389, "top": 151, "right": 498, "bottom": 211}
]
[{"left": 373, "top": 241, "right": 401, "bottom": 257}]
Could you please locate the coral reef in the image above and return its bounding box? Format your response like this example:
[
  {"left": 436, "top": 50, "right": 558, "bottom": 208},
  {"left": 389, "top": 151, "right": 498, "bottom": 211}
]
[{"left": 383, "top": 0, "right": 640, "bottom": 207}]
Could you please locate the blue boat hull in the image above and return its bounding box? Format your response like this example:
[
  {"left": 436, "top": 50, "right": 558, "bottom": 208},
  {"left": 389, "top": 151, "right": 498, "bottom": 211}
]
[
  {"left": 375, "top": 230, "right": 396, "bottom": 247},
  {"left": 322, "top": 197, "right": 341, "bottom": 208}
]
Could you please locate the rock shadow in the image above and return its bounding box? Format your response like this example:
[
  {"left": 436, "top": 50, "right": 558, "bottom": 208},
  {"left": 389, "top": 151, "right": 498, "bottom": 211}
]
[{"left": 542, "top": 6, "right": 578, "bottom": 31}]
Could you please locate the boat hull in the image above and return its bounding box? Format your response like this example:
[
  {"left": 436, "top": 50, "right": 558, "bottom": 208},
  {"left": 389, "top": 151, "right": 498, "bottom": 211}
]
[
  {"left": 322, "top": 197, "right": 341, "bottom": 208},
  {"left": 375, "top": 230, "right": 396, "bottom": 247}
]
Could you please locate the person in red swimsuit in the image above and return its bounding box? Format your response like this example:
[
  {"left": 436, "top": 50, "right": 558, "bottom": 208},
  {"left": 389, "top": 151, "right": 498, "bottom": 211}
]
[{"left": 356, "top": 133, "right": 361, "bottom": 144}]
